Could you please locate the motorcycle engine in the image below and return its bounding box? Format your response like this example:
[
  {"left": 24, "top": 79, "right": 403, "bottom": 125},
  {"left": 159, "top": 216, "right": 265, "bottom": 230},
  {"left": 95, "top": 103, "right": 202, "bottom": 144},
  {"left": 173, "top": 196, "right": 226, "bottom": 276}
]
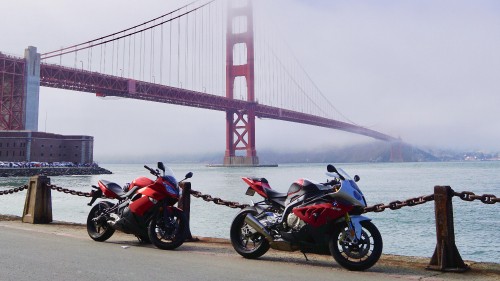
[
  {"left": 287, "top": 213, "right": 306, "bottom": 231},
  {"left": 262, "top": 212, "right": 280, "bottom": 227}
]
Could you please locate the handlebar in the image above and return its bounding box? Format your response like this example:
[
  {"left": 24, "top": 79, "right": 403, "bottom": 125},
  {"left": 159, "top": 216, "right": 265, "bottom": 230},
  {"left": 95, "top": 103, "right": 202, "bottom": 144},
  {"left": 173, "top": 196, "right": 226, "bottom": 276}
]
[
  {"left": 322, "top": 178, "right": 340, "bottom": 186},
  {"left": 144, "top": 165, "right": 160, "bottom": 177}
]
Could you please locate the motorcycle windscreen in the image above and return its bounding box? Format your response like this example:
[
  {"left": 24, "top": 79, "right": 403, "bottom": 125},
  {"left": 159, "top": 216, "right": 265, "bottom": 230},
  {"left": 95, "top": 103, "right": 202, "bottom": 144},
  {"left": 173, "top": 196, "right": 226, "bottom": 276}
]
[{"left": 292, "top": 202, "right": 353, "bottom": 227}]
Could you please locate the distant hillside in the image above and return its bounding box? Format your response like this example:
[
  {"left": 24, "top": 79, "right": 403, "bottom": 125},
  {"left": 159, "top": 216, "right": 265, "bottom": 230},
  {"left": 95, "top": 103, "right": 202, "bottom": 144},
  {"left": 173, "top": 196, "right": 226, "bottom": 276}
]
[
  {"left": 101, "top": 142, "right": 498, "bottom": 164},
  {"left": 257, "top": 142, "right": 438, "bottom": 164}
]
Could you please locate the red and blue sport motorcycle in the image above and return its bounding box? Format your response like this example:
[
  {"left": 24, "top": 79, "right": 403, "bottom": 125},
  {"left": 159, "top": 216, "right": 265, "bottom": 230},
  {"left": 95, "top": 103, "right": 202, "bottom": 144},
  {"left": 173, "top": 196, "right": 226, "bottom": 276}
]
[{"left": 230, "top": 164, "right": 383, "bottom": 271}]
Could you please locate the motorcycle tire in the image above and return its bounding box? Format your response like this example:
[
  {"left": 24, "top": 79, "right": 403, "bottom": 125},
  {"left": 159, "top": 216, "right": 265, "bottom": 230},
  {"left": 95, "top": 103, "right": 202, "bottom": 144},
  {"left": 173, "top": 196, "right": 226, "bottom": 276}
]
[
  {"left": 230, "top": 209, "right": 270, "bottom": 259},
  {"left": 87, "top": 201, "right": 115, "bottom": 242},
  {"left": 329, "top": 220, "right": 383, "bottom": 271},
  {"left": 148, "top": 208, "right": 187, "bottom": 250}
]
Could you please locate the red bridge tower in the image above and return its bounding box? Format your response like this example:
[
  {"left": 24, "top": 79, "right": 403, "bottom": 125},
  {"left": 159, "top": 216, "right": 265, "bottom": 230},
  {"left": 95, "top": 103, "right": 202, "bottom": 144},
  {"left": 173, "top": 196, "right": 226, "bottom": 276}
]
[{"left": 224, "top": 0, "right": 259, "bottom": 166}]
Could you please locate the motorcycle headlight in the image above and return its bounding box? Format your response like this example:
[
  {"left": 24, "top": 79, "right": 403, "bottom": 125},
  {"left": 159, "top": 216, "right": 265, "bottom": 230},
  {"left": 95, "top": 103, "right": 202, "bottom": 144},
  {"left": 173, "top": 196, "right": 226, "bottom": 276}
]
[{"left": 163, "top": 182, "right": 179, "bottom": 196}]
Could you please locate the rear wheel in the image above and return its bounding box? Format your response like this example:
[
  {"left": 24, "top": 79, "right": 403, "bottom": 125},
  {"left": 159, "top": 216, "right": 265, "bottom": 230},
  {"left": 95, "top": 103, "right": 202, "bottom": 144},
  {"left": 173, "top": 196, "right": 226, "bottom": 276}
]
[
  {"left": 87, "top": 201, "right": 115, "bottom": 242},
  {"left": 230, "top": 210, "right": 270, "bottom": 259},
  {"left": 148, "top": 208, "right": 187, "bottom": 250},
  {"left": 329, "top": 220, "right": 383, "bottom": 271}
]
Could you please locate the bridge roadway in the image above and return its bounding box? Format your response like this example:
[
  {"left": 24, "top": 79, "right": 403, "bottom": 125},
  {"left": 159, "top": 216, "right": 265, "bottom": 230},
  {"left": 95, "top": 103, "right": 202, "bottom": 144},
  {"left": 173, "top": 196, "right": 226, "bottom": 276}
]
[
  {"left": 37, "top": 61, "right": 397, "bottom": 142},
  {"left": 0, "top": 217, "right": 498, "bottom": 281}
]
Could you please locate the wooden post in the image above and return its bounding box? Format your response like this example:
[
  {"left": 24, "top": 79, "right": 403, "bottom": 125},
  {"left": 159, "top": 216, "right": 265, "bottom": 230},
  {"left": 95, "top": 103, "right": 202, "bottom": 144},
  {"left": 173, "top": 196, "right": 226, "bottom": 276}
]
[
  {"left": 427, "top": 186, "right": 469, "bottom": 272},
  {"left": 178, "top": 182, "right": 198, "bottom": 242},
  {"left": 22, "top": 175, "right": 52, "bottom": 224}
]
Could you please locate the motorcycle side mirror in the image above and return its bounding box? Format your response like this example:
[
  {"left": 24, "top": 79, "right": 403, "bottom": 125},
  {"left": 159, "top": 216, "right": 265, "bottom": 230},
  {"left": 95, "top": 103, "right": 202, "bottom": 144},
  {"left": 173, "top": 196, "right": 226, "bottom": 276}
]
[
  {"left": 354, "top": 175, "right": 360, "bottom": 182},
  {"left": 157, "top": 162, "right": 165, "bottom": 172},
  {"left": 327, "top": 164, "right": 337, "bottom": 173},
  {"left": 185, "top": 172, "right": 193, "bottom": 179}
]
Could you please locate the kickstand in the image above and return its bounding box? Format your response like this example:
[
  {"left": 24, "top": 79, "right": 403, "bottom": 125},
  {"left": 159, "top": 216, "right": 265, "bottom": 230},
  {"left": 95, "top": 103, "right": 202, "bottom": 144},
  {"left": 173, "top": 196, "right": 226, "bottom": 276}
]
[{"left": 301, "top": 251, "right": 309, "bottom": 262}]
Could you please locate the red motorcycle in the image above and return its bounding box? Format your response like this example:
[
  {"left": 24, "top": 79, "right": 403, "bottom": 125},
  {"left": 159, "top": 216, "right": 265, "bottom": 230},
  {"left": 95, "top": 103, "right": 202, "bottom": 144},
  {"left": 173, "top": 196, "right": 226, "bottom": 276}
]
[
  {"left": 86, "top": 162, "right": 192, "bottom": 250},
  {"left": 230, "top": 164, "right": 383, "bottom": 271}
]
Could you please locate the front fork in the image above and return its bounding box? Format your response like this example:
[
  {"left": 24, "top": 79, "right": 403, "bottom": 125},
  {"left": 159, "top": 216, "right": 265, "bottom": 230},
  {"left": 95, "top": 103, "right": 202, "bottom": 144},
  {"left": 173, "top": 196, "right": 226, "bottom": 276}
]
[{"left": 341, "top": 213, "right": 371, "bottom": 243}]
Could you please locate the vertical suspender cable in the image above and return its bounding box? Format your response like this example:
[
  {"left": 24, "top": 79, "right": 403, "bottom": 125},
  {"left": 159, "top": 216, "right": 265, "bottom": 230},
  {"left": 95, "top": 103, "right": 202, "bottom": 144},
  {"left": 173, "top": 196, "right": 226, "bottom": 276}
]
[
  {"left": 127, "top": 31, "right": 132, "bottom": 78},
  {"left": 185, "top": 11, "right": 189, "bottom": 88},
  {"left": 133, "top": 32, "right": 136, "bottom": 79},
  {"left": 169, "top": 19, "right": 172, "bottom": 85},
  {"left": 151, "top": 22, "right": 154, "bottom": 82},
  {"left": 160, "top": 23, "right": 164, "bottom": 85},
  {"left": 139, "top": 32, "right": 143, "bottom": 80},
  {"left": 190, "top": 11, "right": 198, "bottom": 89},
  {"left": 116, "top": 35, "right": 119, "bottom": 76},
  {"left": 111, "top": 37, "right": 115, "bottom": 75},
  {"left": 210, "top": 3, "right": 213, "bottom": 94},
  {"left": 177, "top": 15, "right": 180, "bottom": 87}
]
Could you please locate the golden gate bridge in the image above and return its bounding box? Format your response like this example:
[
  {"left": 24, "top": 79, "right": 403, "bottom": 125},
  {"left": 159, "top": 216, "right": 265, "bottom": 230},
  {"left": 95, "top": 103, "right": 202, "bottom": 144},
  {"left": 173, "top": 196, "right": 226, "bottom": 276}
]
[{"left": 0, "top": 0, "right": 400, "bottom": 166}]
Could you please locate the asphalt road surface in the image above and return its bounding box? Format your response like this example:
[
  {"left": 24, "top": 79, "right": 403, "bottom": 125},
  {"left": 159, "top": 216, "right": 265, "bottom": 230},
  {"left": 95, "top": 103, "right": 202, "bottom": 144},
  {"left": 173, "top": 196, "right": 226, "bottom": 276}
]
[{"left": 0, "top": 220, "right": 498, "bottom": 281}]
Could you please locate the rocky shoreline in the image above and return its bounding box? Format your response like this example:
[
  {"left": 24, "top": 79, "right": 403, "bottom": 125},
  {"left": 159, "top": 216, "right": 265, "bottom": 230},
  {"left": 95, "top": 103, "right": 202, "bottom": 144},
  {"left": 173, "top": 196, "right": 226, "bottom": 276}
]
[{"left": 0, "top": 166, "right": 112, "bottom": 177}]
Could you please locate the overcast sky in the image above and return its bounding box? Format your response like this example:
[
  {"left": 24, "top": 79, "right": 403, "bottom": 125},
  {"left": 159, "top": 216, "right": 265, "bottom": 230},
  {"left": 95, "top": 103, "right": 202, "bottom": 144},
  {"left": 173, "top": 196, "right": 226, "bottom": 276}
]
[{"left": 2, "top": 0, "right": 500, "bottom": 162}]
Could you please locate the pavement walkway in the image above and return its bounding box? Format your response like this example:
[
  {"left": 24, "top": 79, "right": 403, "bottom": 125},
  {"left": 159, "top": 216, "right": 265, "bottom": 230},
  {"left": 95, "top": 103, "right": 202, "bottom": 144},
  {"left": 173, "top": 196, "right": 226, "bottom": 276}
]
[{"left": 0, "top": 215, "right": 499, "bottom": 281}]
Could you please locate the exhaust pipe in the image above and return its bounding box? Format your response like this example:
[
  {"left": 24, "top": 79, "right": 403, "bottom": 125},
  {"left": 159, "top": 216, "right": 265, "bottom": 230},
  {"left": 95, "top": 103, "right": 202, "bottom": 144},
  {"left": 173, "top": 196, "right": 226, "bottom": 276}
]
[{"left": 244, "top": 213, "right": 273, "bottom": 242}]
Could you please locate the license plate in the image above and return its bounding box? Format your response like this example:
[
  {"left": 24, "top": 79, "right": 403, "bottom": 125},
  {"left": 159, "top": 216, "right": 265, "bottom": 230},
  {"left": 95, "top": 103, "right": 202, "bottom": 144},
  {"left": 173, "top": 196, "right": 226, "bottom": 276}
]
[{"left": 245, "top": 187, "right": 255, "bottom": 196}]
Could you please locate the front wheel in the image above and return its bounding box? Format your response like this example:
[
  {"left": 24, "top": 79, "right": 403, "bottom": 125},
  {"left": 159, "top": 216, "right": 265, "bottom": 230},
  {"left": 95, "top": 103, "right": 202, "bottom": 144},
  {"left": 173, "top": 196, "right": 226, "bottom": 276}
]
[
  {"left": 329, "top": 220, "right": 383, "bottom": 271},
  {"left": 148, "top": 207, "right": 187, "bottom": 250},
  {"left": 87, "top": 201, "right": 115, "bottom": 242},
  {"left": 230, "top": 209, "right": 270, "bottom": 259}
]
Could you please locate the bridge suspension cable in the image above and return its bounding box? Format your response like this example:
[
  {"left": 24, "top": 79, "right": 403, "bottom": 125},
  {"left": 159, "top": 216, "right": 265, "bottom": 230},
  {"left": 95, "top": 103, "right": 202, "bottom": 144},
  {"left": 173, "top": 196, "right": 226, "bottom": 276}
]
[
  {"left": 36, "top": 0, "right": 390, "bottom": 140},
  {"left": 41, "top": 0, "right": 214, "bottom": 59}
]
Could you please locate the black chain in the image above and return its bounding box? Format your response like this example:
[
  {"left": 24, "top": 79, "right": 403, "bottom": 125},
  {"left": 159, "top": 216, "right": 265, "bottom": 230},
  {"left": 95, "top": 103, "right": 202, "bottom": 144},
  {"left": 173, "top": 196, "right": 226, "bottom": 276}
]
[
  {"left": 454, "top": 191, "right": 499, "bottom": 204},
  {"left": 189, "top": 189, "right": 250, "bottom": 209},
  {"left": 364, "top": 190, "right": 499, "bottom": 213},
  {"left": 41, "top": 183, "right": 500, "bottom": 209},
  {"left": 364, "top": 194, "right": 435, "bottom": 213},
  {"left": 46, "top": 183, "right": 93, "bottom": 197},
  {"left": 0, "top": 185, "right": 28, "bottom": 195}
]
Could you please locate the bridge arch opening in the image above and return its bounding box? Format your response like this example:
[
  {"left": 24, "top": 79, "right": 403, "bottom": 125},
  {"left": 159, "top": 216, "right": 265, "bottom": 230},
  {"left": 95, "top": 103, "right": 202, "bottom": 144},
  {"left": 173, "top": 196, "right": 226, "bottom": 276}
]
[{"left": 232, "top": 43, "right": 248, "bottom": 66}]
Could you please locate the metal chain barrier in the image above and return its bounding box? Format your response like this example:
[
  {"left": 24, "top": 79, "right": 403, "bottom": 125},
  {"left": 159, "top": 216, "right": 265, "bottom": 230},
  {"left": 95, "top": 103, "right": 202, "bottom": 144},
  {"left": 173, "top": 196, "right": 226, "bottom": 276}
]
[
  {"left": 364, "top": 194, "right": 435, "bottom": 213},
  {"left": 0, "top": 185, "right": 28, "bottom": 196},
  {"left": 46, "top": 183, "right": 92, "bottom": 197},
  {"left": 42, "top": 183, "right": 499, "bottom": 209},
  {"left": 364, "top": 190, "right": 499, "bottom": 213},
  {"left": 453, "top": 191, "right": 499, "bottom": 204},
  {"left": 189, "top": 188, "right": 250, "bottom": 209}
]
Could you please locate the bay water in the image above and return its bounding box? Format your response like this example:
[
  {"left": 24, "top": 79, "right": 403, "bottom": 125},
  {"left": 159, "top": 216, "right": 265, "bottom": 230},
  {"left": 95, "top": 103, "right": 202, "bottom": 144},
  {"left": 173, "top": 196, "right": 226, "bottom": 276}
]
[{"left": 1, "top": 161, "right": 499, "bottom": 262}]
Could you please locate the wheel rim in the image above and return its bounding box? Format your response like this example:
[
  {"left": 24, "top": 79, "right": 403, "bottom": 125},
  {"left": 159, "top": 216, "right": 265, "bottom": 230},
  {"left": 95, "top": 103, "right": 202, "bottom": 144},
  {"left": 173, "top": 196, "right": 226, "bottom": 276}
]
[
  {"left": 154, "top": 214, "right": 181, "bottom": 242},
  {"left": 237, "top": 220, "right": 265, "bottom": 251},
  {"left": 336, "top": 227, "right": 374, "bottom": 261},
  {"left": 90, "top": 204, "right": 110, "bottom": 235}
]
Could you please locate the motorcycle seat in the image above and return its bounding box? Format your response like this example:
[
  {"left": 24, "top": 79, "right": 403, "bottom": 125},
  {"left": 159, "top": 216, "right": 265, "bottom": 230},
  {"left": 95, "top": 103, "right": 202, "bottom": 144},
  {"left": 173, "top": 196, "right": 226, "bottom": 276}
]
[
  {"left": 264, "top": 188, "right": 287, "bottom": 206},
  {"left": 250, "top": 177, "right": 269, "bottom": 184},
  {"left": 99, "top": 180, "right": 126, "bottom": 197}
]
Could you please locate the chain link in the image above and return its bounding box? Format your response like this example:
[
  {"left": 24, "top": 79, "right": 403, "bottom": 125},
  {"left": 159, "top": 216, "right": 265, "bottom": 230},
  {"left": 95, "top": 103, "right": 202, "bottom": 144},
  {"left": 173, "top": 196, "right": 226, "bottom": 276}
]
[
  {"left": 189, "top": 189, "right": 249, "bottom": 209},
  {"left": 0, "top": 185, "right": 28, "bottom": 196},
  {"left": 454, "top": 191, "right": 499, "bottom": 204},
  {"left": 46, "top": 183, "right": 93, "bottom": 197},
  {"left": 39, "top": 183, "right": 500, "bottom": 209},
  {"left": 364, "top": 194, "right": 435, "bottom": 213}
]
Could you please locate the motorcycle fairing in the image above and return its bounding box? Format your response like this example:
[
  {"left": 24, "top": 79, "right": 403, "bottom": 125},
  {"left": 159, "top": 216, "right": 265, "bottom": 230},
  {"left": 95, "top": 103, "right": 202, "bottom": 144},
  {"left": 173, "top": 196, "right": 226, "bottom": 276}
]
[
  {"left": 285, "top": 179, "right": 325, "bottom": 206},
  {"left": 132, "top": 176, "right": 155, "bottom": 188},
  {"left": 292, "top": 202, "right": 353, "bottom": 227},
  {"left": 337, "top": 215, "right": 371, "bottom": 240},
  {"left": 138, "top": 186, "right": 164, "bottom": 200},
  {"left": 129, "top": 195, "right": 154, "bottom": 216},
  {"left": 242, "top": 177, "right": 272, "bottom": 198}
]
